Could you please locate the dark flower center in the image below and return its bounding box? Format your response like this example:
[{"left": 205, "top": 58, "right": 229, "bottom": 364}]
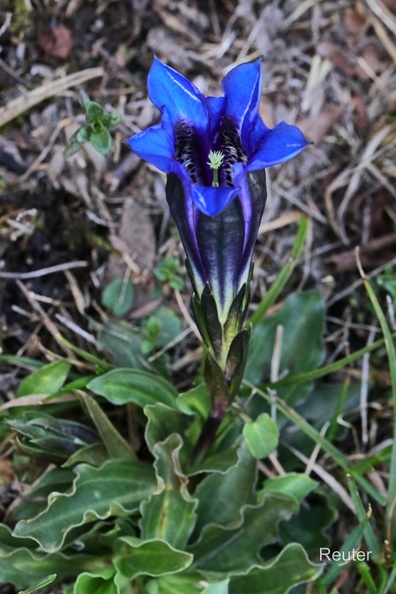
[
  {"left": 174, "top": 117, "right": 248, "bottom": 187},
  {"left": 217, "top": 118, "right": 248, "bottom": 186}
]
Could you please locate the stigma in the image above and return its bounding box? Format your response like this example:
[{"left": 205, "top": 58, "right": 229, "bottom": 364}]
[{"left": 207, "top": 150, "right": 225, "bottom": 187}]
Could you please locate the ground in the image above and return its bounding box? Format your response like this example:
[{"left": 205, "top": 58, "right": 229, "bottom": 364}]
[{"left": 0, "top": 0, "right": 396, "bottom": 593}]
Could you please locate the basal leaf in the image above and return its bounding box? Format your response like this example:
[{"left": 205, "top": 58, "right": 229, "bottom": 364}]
[
  {"left": 88, "top": 369, "right": 179, "bottom": 410},
  {"left": 259, "top": 473, "right": 318, "bottom": 504},
  {"left": 202, "top": 580, "right": 230, "bottom": 594},
  {"left": 144, "top": 403, "right": 188, "bottom": 452},
  {"left": 243, "top": 413, "right": 279, "bottom": 459},
  {"left": 177, "top": 384, "right": 211, "bottom": 420},
  {"left": 192, "top": 441, "right": 257, "bottom": 536},
  {"left": 73, "top": 567, "right": 118, "bottom": 594},
  {"left": 16, "top": 361, "right": 71, "bottom": 397},
  {"left": 140, "top": 434, "right": 197, "bottom": 549},
  {"left": 228, "top": 543, "right": 322, "bottom": 593},
  {"left": 101, "top": 279, "right": 134, "bottom": 317},
  {"left": 245, "top": 291, "right": 325, "bottom": 405},
  {"left": 113, "top": 537, "right": 193, "bottom": 579},
  {"left": 19, "top": 574, "right": 57, "bottom": 594},
  {"left": 13, "top": 460, "right": 156, "bottom": 552},
  {"left": 190, "top": 494, "right": 297, "bottom": 574},
  {"left": 79, "top": 392, "right": 135, "bottom": 460},
  {"left": 0, "top": 540, "right": 98, "bottom": 590},
  {"left": 145, "top": 573, "right": 203, "bottom": 594},
  {"left": 96, "top": 321, "right": 144, "bottom": 369}
]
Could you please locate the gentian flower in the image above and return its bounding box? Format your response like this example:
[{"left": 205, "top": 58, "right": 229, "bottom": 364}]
[{"left": 127, "top": 57, "right": 309, "bottom": 423}]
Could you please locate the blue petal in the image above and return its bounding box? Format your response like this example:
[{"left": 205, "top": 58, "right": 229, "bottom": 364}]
[
  {"left": 247, "top": 122, "right": 310, "bottom": 170},
  {"left": 193, "top": 186, "right": 238, "bottom": 217},
  {"left": 222, "top": 60, "right": 262, "bottom": 139},
  {"left": 205, "top": 96, "right": 226, "bottom": 138},
  {"left": 148, "top": 57, "right": 208, "bottom": 130},
  {"left": 127, "top": 123, "right": 174, "bottom": 173}
]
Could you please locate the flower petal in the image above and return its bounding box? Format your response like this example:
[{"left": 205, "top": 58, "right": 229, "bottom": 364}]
[
  {"left": 127, "top": 123, "right": 173, "bottom": 172},
  {"left": 222, "top": 60, "right": 262, "bottom": 139},
  {"left": 192, "top": 186, "right": 238, "bottom": 217},
  {"left": 247, "top": 121, "right": 310, "bottom": 170},
  {"left": 148, "top": 57, "right": 208, "bottom": 130},
  {"left": 196, "top": 198, "right": 246, "bottom": 319}
]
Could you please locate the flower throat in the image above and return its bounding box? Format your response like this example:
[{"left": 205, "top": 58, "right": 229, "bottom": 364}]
[{"left": 174, "top": 117, "right": 248, "bottom": 188}]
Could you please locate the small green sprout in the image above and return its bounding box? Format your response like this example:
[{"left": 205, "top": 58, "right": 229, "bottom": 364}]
[{"left": 65, "top": 90, "right": 121, "bottom": 157}]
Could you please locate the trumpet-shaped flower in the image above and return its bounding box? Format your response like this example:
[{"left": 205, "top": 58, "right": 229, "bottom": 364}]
[
  {"left": 128, "top": 56, "right": 310, "bottom": 414},
  {"left": 127, "top": 58, "right": 308, "bottom": 328}
]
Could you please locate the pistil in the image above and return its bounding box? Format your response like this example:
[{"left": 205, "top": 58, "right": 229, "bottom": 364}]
[{"left": 207, "top": 150, "right": 224, "bottom": 187}]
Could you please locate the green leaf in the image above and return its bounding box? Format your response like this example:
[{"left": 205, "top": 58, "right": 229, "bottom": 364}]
[
  {"left": 16, "top": 361, "right": 71, "bottom": 397},
  {"left": 102, "top": 112, "right": 121, "bottom": 129},
  {"left": 75, "top": 126, "right": 91, "bottom": 143},
  {"left": 202, "top": 580, "right": 230, "bottom": 594},
  {"left": 189, "top": 448, "right": 239, "bottom": 476},
  {"left": 146, "top": 573, "right": 203, "bottom": 594},
  {"left": 259, "top": 473, "right": 318, "bottom": 504},
  {"left": 144, "top": 403, "right": 189, "bottom": 453},
  {"left": 0, "top": 525, "right": 98, "bottom": 589},
  {"left": 147, "top": 306, "right": 183, "bottom": 349},
  {"left": 88, "top": 369, "right": 179, "bottom": 410},
  {"left": 228, "top": 543, "right": 322, "bottom": 593},
  {"left": 250, "top": 216, "right": 308, "bottom": 327},
  {"left": 73, "top": 568, "right": 118, "bottom": 594},
  {"left": 79, "top": 392, "right": 135, "bottom": 460},
  {"left": 64, "top": 139, "right": 84, "bottom": 157},
  {"left": 19, "top": 574, "right": 57, "bottom": 594},
  {"left": 90, "top": 127, "right": 112, "bottom": 154},
  {"left": 101, "top": 279, "right": 134, "bottom": 317},
  {"left": 140, "top": 434, "right": 197, "bottom": 549},
  {"left": 96, "top": 321, "right": 144, "bottom": 369},
  {"left": 7, "top": 412, "right": 98, "bottom": 460},
  {"left": 113, "top": 537, "right": 193, "bottom": 579},
  {"left": 192, "top": 442, "right": 257, "bottom": 535},
  {"left": 13, "top": 459, "right": 156, "bottom": 552},
  {"left": 245, "top": 291, "right": 325, "bottom": 405},
  {"left": 177, "top": 384, "right": 211, "bottom": 420},
  {"left": 85, "top": 101, "right": 104, "bottom": 122},
  {"left": 190, "top": 495, "right": 297, "bottom": 574},
  {"left": 243, "top": 413, "right": 279, "bottom": 459}
]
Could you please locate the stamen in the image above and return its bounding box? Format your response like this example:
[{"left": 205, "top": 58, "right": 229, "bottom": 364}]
[{"left": 207, "top": 150, "right": 224, "bottom": 187}]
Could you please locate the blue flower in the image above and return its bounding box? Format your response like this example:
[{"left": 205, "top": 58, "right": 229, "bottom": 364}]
[{"left": 128, "top": 58, "right": 309, "bottom": 326}]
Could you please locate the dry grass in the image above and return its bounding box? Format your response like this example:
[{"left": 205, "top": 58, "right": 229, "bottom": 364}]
[{"left": 0, "top": 2, "right": 395, "bottom": 590}]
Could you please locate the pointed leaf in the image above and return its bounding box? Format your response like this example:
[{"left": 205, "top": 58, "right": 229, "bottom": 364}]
[
  {"left": 246, "top": 291, "right": 325, "bottom": 404},
  {"left": 79, "top": 392, "right": 135, "bottom": 459},
  {"left": 192, "top": 441, "right": 256, "bottom": 535},
  {"left": 146, "top": 573, "right": 203, "bottom": 594},
  {"left": 144, "top": 403, "right": 188, "bottom": 452},
  {"left": 13, "top": 460, "right": 156, "bottom": 552},
  {"left": 140, "top": 434, "right": 197, "bottom": 549},
  {"left": 20, "top": 575, "right": 57, "bottom": 594},
  {"left": 73, "top": 568, "right": 118, "bottom": 594},
  {"left": 113, "top": 537, "right": 193, "bottom": 579},
  {"left": 228, "top": 544, "right": 322, "bottom": 593},
  {"left": 0, "top": 525, "right": 98, "bottom": 590},
  {"left": 259, "top": 473, "right": 318, "bottom": 504},
  {"left": 202, "top": 580, "right": 230, "bottom": 594},
  {"left": 190, "top": 495, "right": 297, "bottom": 573},
  {"left": 16, "top": 361, "right": 70, "bottom": 397},
  {"left": 88, "top": 369, "right": 179, "bottom": 410}
]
